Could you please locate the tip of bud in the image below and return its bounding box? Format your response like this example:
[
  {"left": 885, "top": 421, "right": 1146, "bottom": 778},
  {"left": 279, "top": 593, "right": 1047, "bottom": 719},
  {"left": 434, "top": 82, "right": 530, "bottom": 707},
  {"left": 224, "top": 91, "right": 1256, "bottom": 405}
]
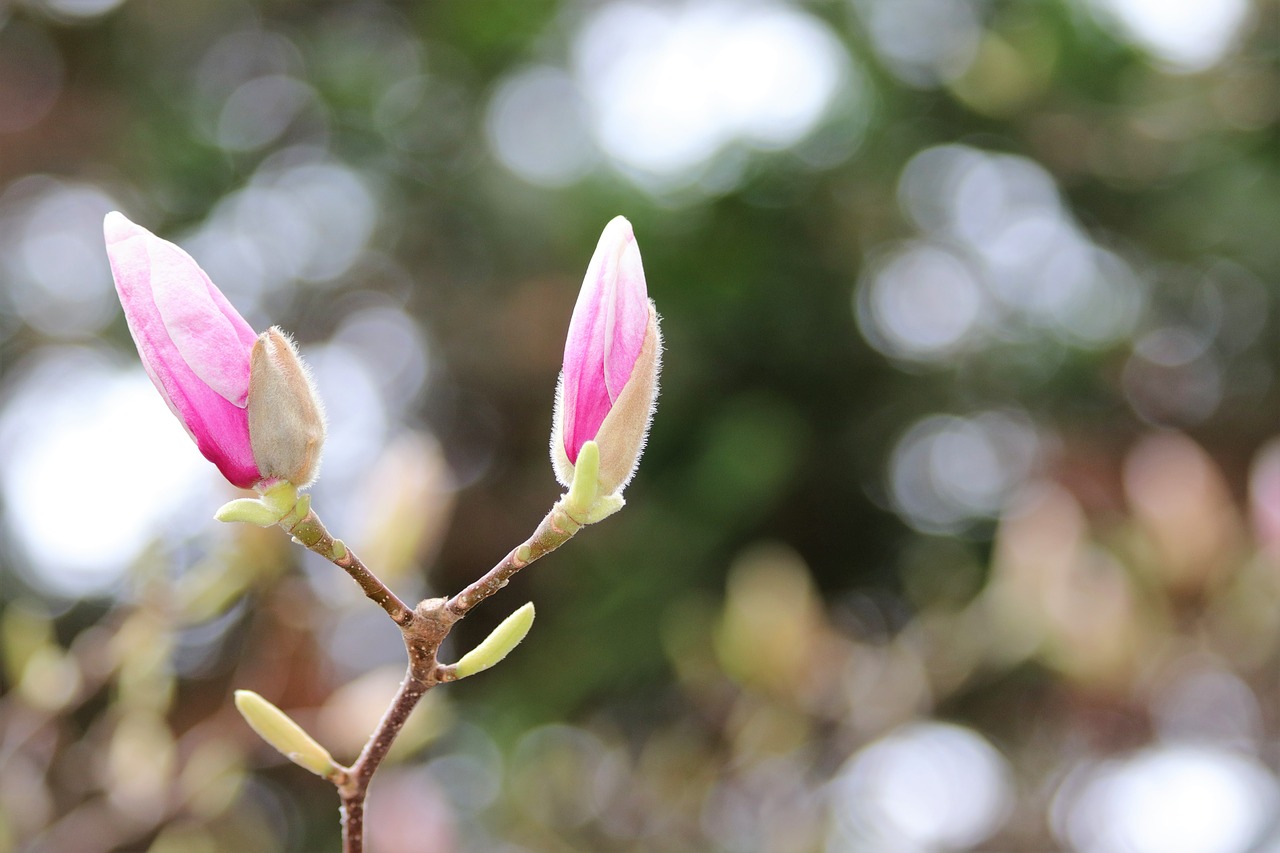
[
  {"left": 601, "top": 214, "right": 634, "bottom": 244},
  {"left": 103, "top": 211, "right": 139, "bottom": 245}
]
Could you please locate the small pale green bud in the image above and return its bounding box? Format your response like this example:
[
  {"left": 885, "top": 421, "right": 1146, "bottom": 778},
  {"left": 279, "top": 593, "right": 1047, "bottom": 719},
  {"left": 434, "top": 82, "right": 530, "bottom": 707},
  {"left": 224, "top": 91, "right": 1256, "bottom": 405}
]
[
  {"left": 214, "top": 497, "right": 284, "bottom": 527},
  {"left": 234, "top": 689, "right": 338, "bottom": 778},
  {"left": 247, "top": 327, "right": 326, "bottom": 488},
  {"left": 283, "top": 492, "right": 312, "bottom": 528},
  {"left": 564, "top": 441, "right": 601, "bottom": 521},
  {"left": 455, "top": 602, "right": 535, "bottom": 679},
  {"left": 584, "top": 493, "right": 625, "bottom": 523},
  {"left": 260, "top": 480, "right": 300, "bottom": 516},
  {"left": 561, "top": 441, "right": 627, "bottom": 524}
]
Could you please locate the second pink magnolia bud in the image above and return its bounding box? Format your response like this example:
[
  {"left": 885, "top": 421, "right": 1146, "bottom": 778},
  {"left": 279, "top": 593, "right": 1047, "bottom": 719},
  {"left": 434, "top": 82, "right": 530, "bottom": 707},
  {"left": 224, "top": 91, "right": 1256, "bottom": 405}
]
[
  {"left": 551, "top": 216, "right": 661, "bottom": 498},
  {"left": 248, "top": 327, "right": 326, "bottom": 487}
]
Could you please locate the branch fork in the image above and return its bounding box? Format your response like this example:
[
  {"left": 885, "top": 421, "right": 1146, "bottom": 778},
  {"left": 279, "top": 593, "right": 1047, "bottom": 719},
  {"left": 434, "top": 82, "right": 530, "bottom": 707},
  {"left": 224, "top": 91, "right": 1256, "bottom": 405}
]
[{"left": 222, "top": 454, "right": 610, "bottom": 852}]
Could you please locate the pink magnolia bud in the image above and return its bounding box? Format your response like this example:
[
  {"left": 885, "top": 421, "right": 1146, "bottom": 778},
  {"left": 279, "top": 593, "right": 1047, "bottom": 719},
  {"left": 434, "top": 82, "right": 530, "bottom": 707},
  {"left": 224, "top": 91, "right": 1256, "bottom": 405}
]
[
  {"left": 105, "top": 212, "right": 262, "bottom": 488},
  {"left": 551, "top": 216, "right": 662, "bottom": 497},
  {"left": 107, "top": 214, "right": 329, "bottom": 492}
]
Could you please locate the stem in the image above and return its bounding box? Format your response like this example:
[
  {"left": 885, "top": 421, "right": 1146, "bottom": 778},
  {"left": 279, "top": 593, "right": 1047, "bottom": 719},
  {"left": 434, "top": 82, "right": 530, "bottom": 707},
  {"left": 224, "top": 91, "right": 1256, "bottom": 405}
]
[
  {"left": 277, "top": 495, "right": 585, "bottom": 850},
  {"left": 448, "top": 500, "right": 584, "bottom": 617},
  {"left": 285, "top": 507, "right": 414, "bottom": 626},
  {"left": 336, "top": 598, "right": 457, "bottom": 853},
  {"left": 338, "top": 668, "right": 427, "bottom": 852}
]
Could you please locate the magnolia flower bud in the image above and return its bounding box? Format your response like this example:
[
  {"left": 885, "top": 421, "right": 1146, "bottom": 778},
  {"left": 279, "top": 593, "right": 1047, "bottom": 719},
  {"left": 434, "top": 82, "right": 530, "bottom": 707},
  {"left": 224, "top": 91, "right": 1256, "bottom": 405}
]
[
  {"left": 247, "top": 327, "right": 326, "bottom": 487},
  {"left": 105, "top": 212, "right": 261, "bottom": 487},
  {"left": 106, "top": 213, "right": 328, "bottom": 492},
  {"left": 551, "top": 216, "right": 661, "bottom": 501}
]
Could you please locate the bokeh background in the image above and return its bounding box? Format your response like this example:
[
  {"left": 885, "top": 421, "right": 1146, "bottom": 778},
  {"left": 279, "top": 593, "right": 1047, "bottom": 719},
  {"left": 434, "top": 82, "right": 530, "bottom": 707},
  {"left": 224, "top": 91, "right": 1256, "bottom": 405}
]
[{"left": 3, "top": 0, "right": 1280, "bottom": 850}]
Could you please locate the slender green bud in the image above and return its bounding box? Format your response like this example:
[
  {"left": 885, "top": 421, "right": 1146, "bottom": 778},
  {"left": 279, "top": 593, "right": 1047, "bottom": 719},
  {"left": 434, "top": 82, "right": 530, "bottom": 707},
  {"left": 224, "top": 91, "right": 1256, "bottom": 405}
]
[
  {"left": 214, "top": 498, "right": 283, "bottom": 527},
  {"left": 584, "top": 493, "right": 625, "bottom": 523},
  {"left": 455, "top": 602, "right": 536, "bottom": 679},
  {"left": 560, "top": 440, "right": 625, "bottom": 523},
  {"left": 215, "top": 481, "right": 302, "bottom": 526},
  {"left": 234, "top": 690, "right": 338, "bottom": 778},
  {"left": 564, "top": 440, "right": 600, "bottom": 521},
  {"left": 283, "top": 492, "right": 312, "bottom": 528}
]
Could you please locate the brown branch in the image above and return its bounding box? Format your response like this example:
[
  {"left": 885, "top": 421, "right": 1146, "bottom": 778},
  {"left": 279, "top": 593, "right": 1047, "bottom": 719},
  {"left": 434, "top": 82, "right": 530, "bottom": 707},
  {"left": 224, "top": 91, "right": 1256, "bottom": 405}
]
[
  {"left": 273, "top": 495, "right": 587, "bottom": 850},
  {"left": 335, "top": 598, "right": 457, "bottom": 853},
  {"left": 447, "top": 502, "right": 583, "bottom": 618},
  {"left": 338, "top": 671, "right": 427, "bottom": 851},
  {"left": 285, "top": 508, "right": 414, "bottom": 626}
]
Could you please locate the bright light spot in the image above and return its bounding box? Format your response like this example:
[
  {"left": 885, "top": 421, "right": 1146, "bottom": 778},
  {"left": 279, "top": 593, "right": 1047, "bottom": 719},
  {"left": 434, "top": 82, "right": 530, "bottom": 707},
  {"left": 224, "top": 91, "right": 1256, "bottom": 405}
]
[
  {"left": 830, "top": 721, "right": 1013, "bottom": 850},
  {"left": 216, "top": 75, "right": 316, "bottom": 152},
  {"left": 1151, "top": 666, "right": 1262, "bottom": 750},
  {"left": 184, "top": 152, "right": 377, "bottom": 313},
  {"left": 428, "top": 751, "right": 504, "bottom": 817},
  {"left": 573, "top": 0, "right": 852, "bottom": 188},
  {"left": 486, "top": 66, "right": 596, "bottom": 187},
  {"left": 0, "top": 177, "right": 120, "bottom": 337},
  {"left": 0, "top": 349, "right": 218, "bottom": 598},
  {"left": 888, "top": 412, "right": 1038, "bottom": 533},
  {"left": 1056, "top": 745, "right": 1279, "bottom": 853},
  {"left": 857, "top": 242, "right": 987, "bottom": 361},
  {"left": 958, "top": 153, "right": 1060, "bottom": 247},
  {"left": 855, "top": 0, "right": 982, "bottom": 87},
  {"left": 1090, "top": 0, "right": 1251, "bottom": 73},
  {"left": 510, "top": 725, "right": 620, "bottom": 828},
  {"left": 899, "top": 145, "right": 1061, "bottom": 251},
  {"left": 898, "top": 144, "right": 986, "bottom": 234},
  {"left": 332, "top": 304, "right": 430, "bottom": 413},
  {"left": 271, "top": 159, "right": 377, "bottom": 281},
  {"left": 306, "top": 342, "right": 389, "bottom": 532},
  {"left": 1123, "top": 327, "right": 1222, "bottom": 425},
  {"left": 38, "top": 0, "right": 127, "bottom": 21},
  {"left": 890, "top": 145, "right": 1145, "bottom": 349},
  {"left": 1061, "top": 248, "right": 1145, "bottom": 345},
  {"left": 193, "top": 29, "right": 305, "bottom": 143},
  {"left": 980, "top": 214, "right": 1085, "bottom": 311}
]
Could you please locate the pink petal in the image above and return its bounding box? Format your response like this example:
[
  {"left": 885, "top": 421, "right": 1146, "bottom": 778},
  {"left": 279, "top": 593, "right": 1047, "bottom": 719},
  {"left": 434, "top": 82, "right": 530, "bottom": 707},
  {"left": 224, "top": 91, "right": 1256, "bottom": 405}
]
[
  {"left": 147, "top": 235, "right": 256, "bottom": 407},
  {"left": 561, "top": 216, "right": 649, "bottom": 462},
  {"left": 603, "top": 234, "right": 648, "bottom": 400},
  {"left": 105, "top": 212, "right": 261, "bottom": 488}
]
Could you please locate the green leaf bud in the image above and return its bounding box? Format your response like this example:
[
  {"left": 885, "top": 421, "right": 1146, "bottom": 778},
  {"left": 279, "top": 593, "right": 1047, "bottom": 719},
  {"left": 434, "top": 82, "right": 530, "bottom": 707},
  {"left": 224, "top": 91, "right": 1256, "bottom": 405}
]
[
  {"left": 455, "top": 602, "right": 536, "bottom": 679},
  {"left": 234, "top": 689, "right": 338, "bottom": 778}
]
